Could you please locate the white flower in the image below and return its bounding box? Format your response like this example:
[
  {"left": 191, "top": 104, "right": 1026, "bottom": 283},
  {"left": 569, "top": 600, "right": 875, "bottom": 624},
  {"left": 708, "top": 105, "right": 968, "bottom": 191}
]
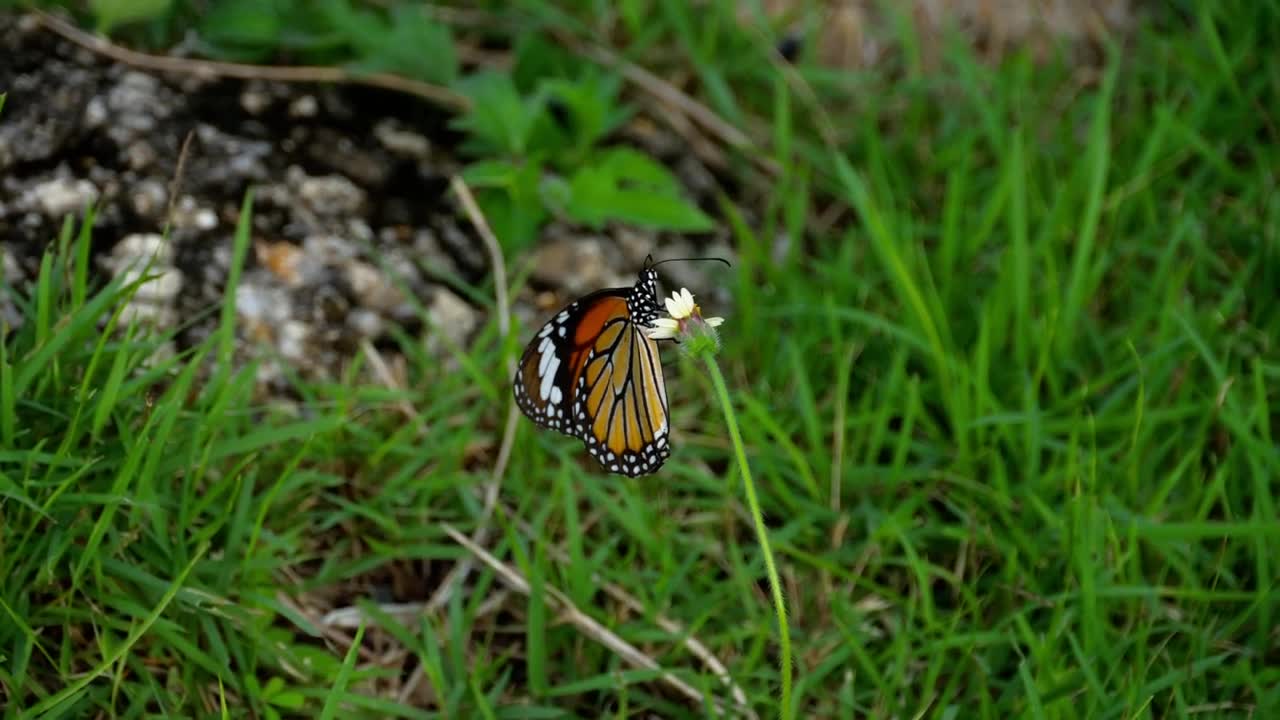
[
  {"left": 665, "top": 288, "right": 697, "bottom": 320},
  {"left": 646, "top": 317, "right": 679, "bottom": 340},
  {"left": 645, "top": 287, "right": 724, "bottom": 341}
]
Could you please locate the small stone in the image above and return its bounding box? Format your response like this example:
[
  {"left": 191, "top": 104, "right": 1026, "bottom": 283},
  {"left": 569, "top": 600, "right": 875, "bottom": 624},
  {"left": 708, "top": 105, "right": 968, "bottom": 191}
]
[
  {"left": 194, "top": 125, "right": 272, "bottom": 189},
  {"left": 95, "top": 73, "right": 173, "bottom": 166},
  {"left": 380, "top": 247, "right": 424, "bottom": 289},
  {"left": 130, "top": 179, "right": 168, "bottom": 220},
  {"left": 346, "top": 219, "right": 375, "bottom": 244},
  {"left": 302, "top": 234, "right": 358, "bottom": 266},
  {"left": 438, "top": 221, "right": 486, "bottom": 272},
  {"left": 411, "top": 228, "right": 460, "bottom": 277},
  {"left": 194, "top": 208, "right": 218, "bottom": 231},
  {"left": 278, "top": 320, "right": 311, "bottom": 361},
  {"left": 84, "top": 96, "right": 109, "bottom": 128},
  {"left": 531, "top": 236, "right": 620, "bottom": 295},
  {"left": 29, "top": 176, "right": 99, "bottom": 218},
  {"left": 103, "top": 234, "right": 183, "bottom": 331},
  {"left": 1, "top": 246, "right": 20, "bottom": 283},
  {"left": 425, "top": 287, "right": 478, "bottom": 354},
  {"left": 255, "top": 358, "right": 285, "bottom": 387},
  {"left": 346, "top": 308, "right": 384, "bottom": 339},
  {"left": 110, "top": 73, "right": 165, "bottom": 134},
  {"left": 374, "top": 119, "right": 431, "bottom": 159},
  {"left": 168, "top": 196, "right": 219, "bottom": 231},
  {"left": 118, "top": 301, "right": 176, "bottom": 329},
  {"left": 0, "top": 246, "right": 22, "bottom": 332},
  {"left": 226, "top": 152, "right": 269, "bottom": 183},
  {"left": 257, "top": 241, "right": 317, "bottom": 288},
  {"left": 289, "top": 95, "right": 319, "bottom": 118},
  {"left": 212, "top": 244, "right": 233, "bottom": 273},
  {"left": 303, "top": 128, "right": 386, "bottom": 186},
  {"left": 293, "top": 169, "right": 365, "bottom": 217},
  {"left": 131, "top": 266, "right": 183, "bottom": 304},
  {"left": 240, "top": 86, "right": 272, "bottom": 115},
  {"left": 345, "top": 261, "right": 404, "bottom": 312},
  {"left": 235, "top": 278, "right": 293, "bottom": 328},
  {"left": 125, "top": 140, "right": 157, "bottom": 170},
  {"left": 107, "top": 233, "right": 174, "bottom": 269}
]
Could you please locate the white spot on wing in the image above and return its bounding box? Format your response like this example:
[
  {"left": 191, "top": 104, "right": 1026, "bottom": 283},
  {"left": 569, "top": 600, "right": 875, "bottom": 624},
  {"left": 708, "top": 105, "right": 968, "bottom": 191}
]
[
  {"left": 539, "top": 354, "right": 560, "bottom": 400},
  {"left": 538, "top": 339, "right": 556, "bottom": 375}
]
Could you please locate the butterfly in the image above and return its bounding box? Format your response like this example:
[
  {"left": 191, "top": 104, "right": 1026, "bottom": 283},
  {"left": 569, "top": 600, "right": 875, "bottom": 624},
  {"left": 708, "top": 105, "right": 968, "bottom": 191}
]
[{"left": 513, "top": 256, "right": 726, "bottom": 476}]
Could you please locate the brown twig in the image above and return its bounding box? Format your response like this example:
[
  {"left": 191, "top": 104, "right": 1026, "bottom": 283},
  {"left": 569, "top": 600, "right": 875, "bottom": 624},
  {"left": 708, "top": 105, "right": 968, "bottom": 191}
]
[
  {"left": 359, "top": 338, "right": 427, "bottom": 430},
  {"left": 274, "top": 590, "right": 384, "bottom": 665},
  {"left": 422, "top": 176, "right": 516, "bottom": 614},
  {"left": 449, "top": 176, "right": 510, "bottom": 341},
  {"left": 163, "top": 129, "right": 195, "bottom": 234},
  {"left": 397, "top": 176, "right": 518, "bottom": 703},
  {"left": 31, "top": 9, "right": 468, "bottom": 111},
  {"left": 321, "top": 588, "right": 511, "bottom": 630},
  {"left": 505, "top": 507, "right": 758, "bottom": 718},
  {"left": 441, "top": 523, "right": 742, "bottom": 717}
]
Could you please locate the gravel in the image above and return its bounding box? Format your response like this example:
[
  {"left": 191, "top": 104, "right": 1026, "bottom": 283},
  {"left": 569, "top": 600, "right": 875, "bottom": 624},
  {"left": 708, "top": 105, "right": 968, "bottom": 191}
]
[{"left": 0, "top": 10, "right": 736, "bottom": 397}]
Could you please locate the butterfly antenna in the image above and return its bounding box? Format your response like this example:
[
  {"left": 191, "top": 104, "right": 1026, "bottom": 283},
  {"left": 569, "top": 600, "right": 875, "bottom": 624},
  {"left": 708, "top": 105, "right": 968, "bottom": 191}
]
[{"left": 647, "top": 255, "right": 732, "bottom": 270}]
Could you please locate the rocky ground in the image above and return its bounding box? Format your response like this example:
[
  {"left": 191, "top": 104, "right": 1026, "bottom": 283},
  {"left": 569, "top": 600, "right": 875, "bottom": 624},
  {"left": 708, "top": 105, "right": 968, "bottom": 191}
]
[
  {"left": 1, "top": 2, "right": 1130, "bottom": 393},
  {"left": 0, "top": 11, "right": 735, "bottom": 396}
]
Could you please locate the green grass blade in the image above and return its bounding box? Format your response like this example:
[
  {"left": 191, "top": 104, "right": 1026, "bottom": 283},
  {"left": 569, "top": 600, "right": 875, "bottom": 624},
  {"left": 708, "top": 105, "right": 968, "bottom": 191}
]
[
  {"left": 29, "top": 545, "right": 207, "bottom": 719},
  {"left": 317, "top": 622, "right": 365, "bottom": 720}
]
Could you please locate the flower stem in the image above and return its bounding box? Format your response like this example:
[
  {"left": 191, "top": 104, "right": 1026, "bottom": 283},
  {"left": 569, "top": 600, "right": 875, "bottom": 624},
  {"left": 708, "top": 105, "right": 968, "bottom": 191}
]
[{"left": 703, "top": 355, "right": 792, "bottom": 719}]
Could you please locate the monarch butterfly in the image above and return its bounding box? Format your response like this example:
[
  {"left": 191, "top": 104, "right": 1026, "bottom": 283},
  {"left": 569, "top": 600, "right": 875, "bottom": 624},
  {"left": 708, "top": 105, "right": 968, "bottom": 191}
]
[{"left": 513, "top": 255, "right": 725, "bottom": 476}]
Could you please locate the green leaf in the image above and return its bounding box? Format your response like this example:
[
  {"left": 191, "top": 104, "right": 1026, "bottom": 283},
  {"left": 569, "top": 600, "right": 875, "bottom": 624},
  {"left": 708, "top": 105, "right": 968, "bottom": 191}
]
[
  {"left": 471, "top": 162, "right": 547, "bottom": 252},
  {"left": 91, "top": 0, "right": 172, "bottom": 34},
  {"left": 200, "top": 0, "right": 284, "bottom": 52},
  {"left": 289, "top": 644, "right": 344, "bottom": 680},
  {"left": 262, "top": 676, "right": 285, "bottom": 699},
  {"left": 317, "top": 0, "right": 391, "bottom": 49},
  {"left": 563, "top": 148, "right": 713, "bottom": 232},
  {"left": 366, "top": 5, "right": 457, "bottom": 85},
  {"left": 512, "top": 33, "right": 577, "bottom": 93},
  {"left": 598, "top": 147, "right": 685, "bottom": 192},
  {"left": 263, "top": 676, "right": 306, "bottom": 710},
  {"left": 452, "top": 73, "right": 539, "bottom": 157},
  {"left": 540, "top": 71, "right": 632, "bottom": 162},
  {"left": 321, "top": 1, "right": 457, "bottom": 86},
  {"left": 459, "top": 160, "right": 525, "bottom": 188}
]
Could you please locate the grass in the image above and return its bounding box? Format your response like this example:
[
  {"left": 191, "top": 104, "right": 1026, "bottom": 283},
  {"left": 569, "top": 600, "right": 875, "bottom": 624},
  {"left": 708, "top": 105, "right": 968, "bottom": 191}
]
[{"left": 2, "top": 0, "right": 1280, "bottom": 718}]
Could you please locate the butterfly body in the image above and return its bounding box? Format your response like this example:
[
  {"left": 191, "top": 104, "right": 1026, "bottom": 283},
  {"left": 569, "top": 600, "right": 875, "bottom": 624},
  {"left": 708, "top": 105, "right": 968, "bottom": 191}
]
[{"left": 514, "top": 267, "right": 671, "bottom": 476}]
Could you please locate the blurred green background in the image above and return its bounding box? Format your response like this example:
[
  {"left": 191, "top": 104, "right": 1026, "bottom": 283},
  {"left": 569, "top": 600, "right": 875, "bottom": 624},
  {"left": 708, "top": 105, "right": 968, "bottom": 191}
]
[{"left": 1, "top": 1, "right": 1277, "bottom": 718}]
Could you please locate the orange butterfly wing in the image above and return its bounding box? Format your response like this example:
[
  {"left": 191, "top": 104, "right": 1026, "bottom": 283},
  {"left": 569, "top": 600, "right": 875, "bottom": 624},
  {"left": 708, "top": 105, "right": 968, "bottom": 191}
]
[{"left": 514, "top": 286, "right": 671, "bottom": 476}]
